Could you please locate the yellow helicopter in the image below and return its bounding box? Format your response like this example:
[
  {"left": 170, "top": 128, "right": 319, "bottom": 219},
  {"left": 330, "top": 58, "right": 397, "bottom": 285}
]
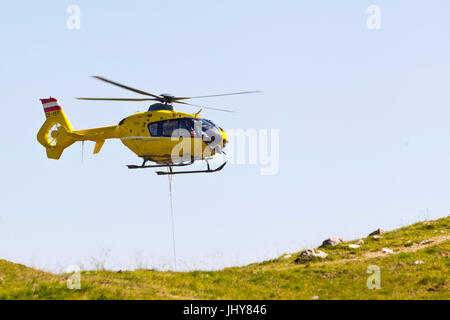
[{"left": 37, "top": 76, "right": 260, "bottom": 175}]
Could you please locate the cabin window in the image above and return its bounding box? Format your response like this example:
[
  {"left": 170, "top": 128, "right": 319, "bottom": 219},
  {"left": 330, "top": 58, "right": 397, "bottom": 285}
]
[
  {"left": 162, "top": 119, "right": 179, "bottom": 137},
  {"left": 148, "top": 122, "right": 160, "bottom": 137},
  {"left": 148, "top": 118, "right": 204, "bottom": 137}
]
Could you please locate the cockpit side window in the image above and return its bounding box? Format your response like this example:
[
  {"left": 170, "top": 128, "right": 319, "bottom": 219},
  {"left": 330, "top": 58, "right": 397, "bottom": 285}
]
[{"left": 179, "top": 118, "right": 201, "bottom": 137}]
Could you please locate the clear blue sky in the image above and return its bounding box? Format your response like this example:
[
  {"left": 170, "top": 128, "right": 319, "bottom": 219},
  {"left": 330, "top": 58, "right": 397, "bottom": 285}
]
[{"left": 1, "top": 1, "right": 449, "bottom": 272}]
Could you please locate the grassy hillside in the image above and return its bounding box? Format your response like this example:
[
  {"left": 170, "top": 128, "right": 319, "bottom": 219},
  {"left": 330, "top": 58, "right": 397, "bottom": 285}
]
[{"left": 0, "top": 216, "right": 449, "bottom": 300}]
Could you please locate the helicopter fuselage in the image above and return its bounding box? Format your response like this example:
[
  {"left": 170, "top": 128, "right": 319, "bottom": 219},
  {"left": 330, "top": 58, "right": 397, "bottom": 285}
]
[
  {"left": 118, "top": 110, "right": 227, "bottom": 163},
  {"left": 72, "top": 109, "right": 227, "bottom": 164}
]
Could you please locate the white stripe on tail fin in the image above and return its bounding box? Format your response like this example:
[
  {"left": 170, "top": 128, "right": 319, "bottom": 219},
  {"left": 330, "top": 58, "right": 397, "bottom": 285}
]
[{"left": 40, "top": 97, "right": 63, "bottom": 115}]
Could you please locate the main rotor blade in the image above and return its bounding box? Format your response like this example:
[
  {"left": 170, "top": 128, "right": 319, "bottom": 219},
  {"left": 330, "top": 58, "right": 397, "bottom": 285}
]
[
  {"left": 92, "top": 76, "right": 163, "bottom": 100},
  {"left": 174, "top": 90, "right": 262, "bottom": 100},
  {"left": 76, "top": 97, "right": 159, "bottom": 101},
  {"left": 174, "top": 100, "right": 236, "bottom": 113}
]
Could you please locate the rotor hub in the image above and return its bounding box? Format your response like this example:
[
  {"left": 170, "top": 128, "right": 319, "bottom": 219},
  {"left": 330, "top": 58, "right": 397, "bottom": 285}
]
[{"left": 160, "top": 93, "right": 175, "bottom": 104}]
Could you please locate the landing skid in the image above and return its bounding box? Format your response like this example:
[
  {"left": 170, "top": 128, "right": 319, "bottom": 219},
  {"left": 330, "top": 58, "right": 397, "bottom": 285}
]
[
  {"left": 156, "top": 161, "right": 227, "bottom": 176},
  {"left": 127, "top": 161, "right": 192, "bottom": 170},
  {"left": 127, "top": 158, "right": 226, "bottom": 175}
]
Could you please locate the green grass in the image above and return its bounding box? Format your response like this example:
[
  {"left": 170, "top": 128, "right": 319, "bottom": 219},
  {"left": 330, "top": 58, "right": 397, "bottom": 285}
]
[{"left": 0, "top": 216, "right": 449, "bottom": 300}]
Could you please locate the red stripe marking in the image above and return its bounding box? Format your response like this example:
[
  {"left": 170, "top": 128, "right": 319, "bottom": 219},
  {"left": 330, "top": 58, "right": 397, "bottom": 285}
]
[
  {"left": 40, "top": 98, "right": 58, "bottom": 104},
  {"left": 44, "top": 106, "right": 62, "bottom": 112}
]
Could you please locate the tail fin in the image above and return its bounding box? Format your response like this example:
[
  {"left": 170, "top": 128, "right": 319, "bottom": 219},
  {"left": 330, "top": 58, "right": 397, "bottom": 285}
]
[{"left": 37, "top": 97, "right": 80, "bottom": 159}]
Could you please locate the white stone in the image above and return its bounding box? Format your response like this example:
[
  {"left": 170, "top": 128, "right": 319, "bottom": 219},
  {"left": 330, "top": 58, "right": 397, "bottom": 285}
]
[
  {"left": 315, "top": 250, "right": 328, "bottom": 258},
  {"left": 381, "top": 248, "right": 394, "bottom": 254},
  {"left": 414, "top": 260, "right": 424, "bottom": 265},
  {"left": 348, "top": 244, "right": 360, "bottom": 249},
  {"left": 299, "top": 248, "right": 328, "bottom": 259}
]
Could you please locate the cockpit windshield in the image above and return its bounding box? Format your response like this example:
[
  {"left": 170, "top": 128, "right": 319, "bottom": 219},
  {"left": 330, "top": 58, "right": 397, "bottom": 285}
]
[
  {"left": 201, "top": 119, "right": 221, "bottom": 145},
  {"left": 201, "top": 119, "right": 213, "bottom": 131},
  {"left": 201, "top": 119, "right": 220, "bottom": 131}
]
